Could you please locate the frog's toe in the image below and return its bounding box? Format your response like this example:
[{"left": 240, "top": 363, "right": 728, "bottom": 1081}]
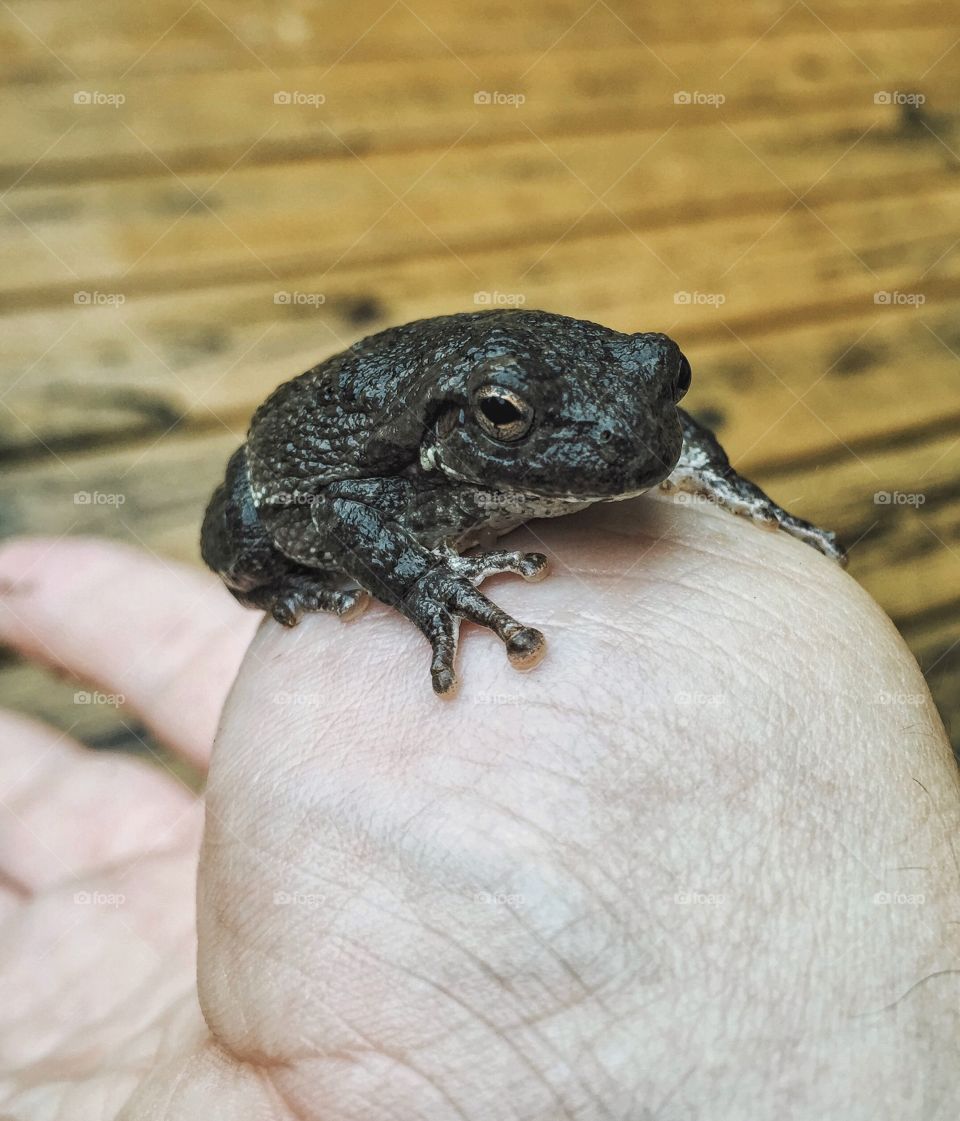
[
  {"left": 337, "top": 588, "right": 371, "bottom": 620},
  {"left": 452, "top": 548, "right": 550, "bottom": 584},
  {"left": 254, "top": 579, "right": 368, "bottom": 626},
  {"left": 447, "top": 581, "right": 547, "bottom": 674},
  {"left": 821, "top": 531, "right": 848, "bottom": 567},
  {"left": 271, "top": 599, "right": 302, "bottom": 627},
  {"left": 410, "top": 568, "right": 548, "bottom": 694},
  {"left": 431, "top": 663, "right": 458, "bottom": 697},
  {"left": 422, "top": 609, "right": 461, "bottom": 697},
  {"left": 778, "top": 516, "right": 848, "bottom": 566},
  {"left": 505, "top": 626, "right": 547, "bottom": 670},
  {"left": 519, "top": 553, "right": 550, "bottom": 581}
]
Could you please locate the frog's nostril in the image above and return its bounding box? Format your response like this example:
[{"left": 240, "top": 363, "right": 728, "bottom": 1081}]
[{"left": 597, "top": 426, "right": 621, "bottom": 463}]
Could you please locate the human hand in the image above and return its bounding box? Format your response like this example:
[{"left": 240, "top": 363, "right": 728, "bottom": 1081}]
[{"left": 1, "top": 496, "right": 957, "bottom": 1119}]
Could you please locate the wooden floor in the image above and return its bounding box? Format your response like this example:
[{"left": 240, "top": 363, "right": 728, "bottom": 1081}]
[{"left": 1, "top": 0, "right": 959, "bottom": 752}]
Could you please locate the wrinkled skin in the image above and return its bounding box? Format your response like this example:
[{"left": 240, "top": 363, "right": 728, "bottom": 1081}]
[
  {"left": 1, "top": 503, "right": 958, "bottom": 1120},
  {"left": 201, "top": 309, "right": 843, "bottom": 694}
]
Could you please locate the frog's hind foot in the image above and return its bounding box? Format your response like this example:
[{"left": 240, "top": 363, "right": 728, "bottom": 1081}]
[
  {"left": 238, "top": 577, "right": 369, "bottom": 626},
  {"left": 410, "top": 552, "right": 549, "bottom": 696}
]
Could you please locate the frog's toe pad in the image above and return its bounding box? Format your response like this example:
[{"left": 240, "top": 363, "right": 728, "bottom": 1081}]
[
  {"left": 431, "top": 665, "right": 458, "bottom": 697},
  {"left": 337, "top": 589, "right": 370, "bottom": 620},
  {"left": 271, "top": 600, "right": 302, "bottom": 627},
  {"left": 452, "top": 549, "right": 550, "bottom": 584},
  {"left": 505, "top": 627, "right": 546, "bottom": 671},
  {"left": 519, "top": 553, "right": 550, "bottom": 581}
]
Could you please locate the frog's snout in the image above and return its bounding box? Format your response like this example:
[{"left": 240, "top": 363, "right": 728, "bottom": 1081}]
[{"left": 601, "top": 402, "right": 684, "bottom": 491}]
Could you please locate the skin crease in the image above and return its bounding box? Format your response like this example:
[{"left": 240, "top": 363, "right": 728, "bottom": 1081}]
[{"left": 0, "top": 501, "right": 957, "bottom": 1120}]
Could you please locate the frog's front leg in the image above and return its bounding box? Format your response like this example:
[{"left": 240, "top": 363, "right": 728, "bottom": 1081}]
[
  {"left": 315, "top": 479, "right": 549, "bottom": 696},
  {"left": 660, "top": 408, "right": 846, "bottom": 564}
]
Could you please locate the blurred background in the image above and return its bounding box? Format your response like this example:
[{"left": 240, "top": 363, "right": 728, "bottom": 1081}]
[{"left": 1, "top": 0, "right": 958, "bottom": 758}]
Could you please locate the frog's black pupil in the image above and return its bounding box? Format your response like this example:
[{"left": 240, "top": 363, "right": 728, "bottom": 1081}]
[{"left": 481, "top": 395, "right": 522, "bottom": 427}]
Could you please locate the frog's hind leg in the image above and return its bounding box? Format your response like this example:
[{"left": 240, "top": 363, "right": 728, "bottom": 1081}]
[
  {"left": 236, "top": 573, "right": 369, "bottom": 627},
  {"left": 661, "top": 408, "right": 846, "bottom": 564},
  {"left": 201, "top": 446, "right": 369, "bottom": 626}
]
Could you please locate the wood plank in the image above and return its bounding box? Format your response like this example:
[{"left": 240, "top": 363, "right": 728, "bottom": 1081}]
[
  {"left": 766, "top": 439, "right": 960, "bottom": 624},
  {"left": 3, "top": 0, "right": 954, "bottom": 83},
  {"left": 3, "top": 26, "right": 957, "bottom": 188},
  {"left": 898, "top": 612, "right": 960, "bottom": 757},
  {"left": 3, "top": 95, "right": 959, "bottom": 306},
  {"left": 1, "top": 191, "right": 958, "bottom": 469},
  {"left": 2, "top": 179, "right": 957, "bottom": 331}
]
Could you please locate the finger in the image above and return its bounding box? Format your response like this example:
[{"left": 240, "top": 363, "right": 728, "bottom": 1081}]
[
  {"left": 0, "top": 536, "right": 260, "bottom": 770},
  {"left": 0, "top": 709, "right": 199, "bottom": 895}
]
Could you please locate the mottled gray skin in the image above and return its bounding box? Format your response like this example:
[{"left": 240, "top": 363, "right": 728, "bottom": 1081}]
[{"left": 201, "top": 309, "right": 844, "bottom": 695}]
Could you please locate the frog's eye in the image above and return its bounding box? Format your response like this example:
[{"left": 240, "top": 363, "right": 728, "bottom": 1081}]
[
  {"left": 473, "top": 385, "right": 534, "bottom": 442},
  {"left": 674, "top": 354, "right": 692, "bottom": 401}
]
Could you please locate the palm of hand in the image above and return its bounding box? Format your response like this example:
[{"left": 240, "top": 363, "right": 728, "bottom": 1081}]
[{"left": 0, "top": 499, "right": 956, "bottom": 1120}]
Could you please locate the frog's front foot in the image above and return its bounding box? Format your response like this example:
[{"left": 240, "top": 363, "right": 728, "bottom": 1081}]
[
  {"left": 410, "top": 549, "right": 549, "bottom": 696},
  {"left": 660, "top": 473, "right": 847, "bottom": 565},
  {"left": 668, "top": 408, "right": 848, "bottom": 566}
]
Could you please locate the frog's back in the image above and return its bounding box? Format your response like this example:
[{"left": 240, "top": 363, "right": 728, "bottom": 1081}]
[
  {"left": 246, "top": 311, "right": 525, "bottom": 494},
  {"left": 244, "top": 309, "right": 620, "bottom": 497},
  {"left": 245, "top": 318, "right": 433, "bottom": 494}
]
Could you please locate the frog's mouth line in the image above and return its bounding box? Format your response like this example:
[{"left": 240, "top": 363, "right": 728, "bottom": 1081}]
[
  {"left": 544, "top": 487, "right": 654, "bottom": 503},
  {"left": 519, "top": 488, "right": 652, "bottom": 502},
  {"left": 424, "top": 443, "right": 662, "bottom": 503}
]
